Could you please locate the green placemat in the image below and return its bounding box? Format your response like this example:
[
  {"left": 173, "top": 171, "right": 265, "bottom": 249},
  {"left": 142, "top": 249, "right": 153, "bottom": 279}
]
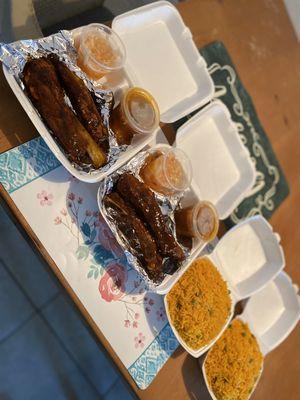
[{"left": 174, "top": 41, "right": 289, "bottom": 227}]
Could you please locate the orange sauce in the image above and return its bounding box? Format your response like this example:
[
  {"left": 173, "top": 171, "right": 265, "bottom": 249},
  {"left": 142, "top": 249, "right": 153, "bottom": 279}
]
[
  {"left": 76, "top": 34, "right": 118, "bottom": 80},
  {"left": 140, "top": 150, "right": 186, "bottom": 195}
]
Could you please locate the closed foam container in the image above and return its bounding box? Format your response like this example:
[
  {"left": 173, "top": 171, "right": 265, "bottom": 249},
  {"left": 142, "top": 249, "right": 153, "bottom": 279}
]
[
  {"left": 202, "top": 271, "right": 300, "bottom": 399},
  {"left": 3, "top": 0, "right": 215, "bottom": 182},
  {"left": 164, "top": 216, "right": 285, "bottom": 357}
]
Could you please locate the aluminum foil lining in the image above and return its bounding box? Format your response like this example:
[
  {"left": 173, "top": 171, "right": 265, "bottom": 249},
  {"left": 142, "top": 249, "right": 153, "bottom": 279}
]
[
  {"left": 0, "top": 30, "right": 131, "bottom": 175},
  {"left": 97, "top": 149, "right": 191, "bottom": 290}
]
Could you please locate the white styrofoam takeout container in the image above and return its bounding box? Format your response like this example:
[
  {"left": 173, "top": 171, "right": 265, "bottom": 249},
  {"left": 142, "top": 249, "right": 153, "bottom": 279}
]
[
  {"left": 97, "top": 141, "right": 207, "bottom": 295},
  {"left": 131, "top": 99, "right": 255, "bottom": 294},
  {"left": 112, "top": 1, "right": 214, "bottom": 123},
  {"left": 3, "top": 1, "right": 214, "bottom": 182},
  {"left": 98, "top": 98, "right": 256, "bottom": 294},
  {"left": 202, "top": 271, "right": 300, "bottom": 400},
  {"left": 3, "top": 66, "right": 158, "bottom": 183},
  {"left": 164, "top": 216, "right": 285, "bottom": 357},
  {"left": 98, "top": 97, "right": 256, "bottom": 293},
  {"left": 175, "top": 100, "right": 256, "bottom": 220}
]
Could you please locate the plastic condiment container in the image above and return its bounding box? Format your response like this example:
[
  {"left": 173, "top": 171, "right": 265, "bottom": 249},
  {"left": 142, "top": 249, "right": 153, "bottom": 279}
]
[
  {"left": 110, "top": 87, "right": 160, "bottom": 145},
  {"left": 174, "top": 201, "right": 219, "bottom": 241},
  {"left": 139, "top": 146, "right": 192, "bottom": 196},
  {"left": 76, "top": 23, "right": 126, "bottom": 81},
  {"left": 164, "top": 216, "right": 285, "bottom": 357},
  {"left": 202, "top": 271, "right": 300, "bottom": 400}
]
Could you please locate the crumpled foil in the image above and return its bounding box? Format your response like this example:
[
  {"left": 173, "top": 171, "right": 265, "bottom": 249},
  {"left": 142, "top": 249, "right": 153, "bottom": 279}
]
[
  {"left": 97, "top": 149, "right": 191, "bottom": 290},
  {"left": 0, "top": 30, "right": 128, "bottom": 175}
]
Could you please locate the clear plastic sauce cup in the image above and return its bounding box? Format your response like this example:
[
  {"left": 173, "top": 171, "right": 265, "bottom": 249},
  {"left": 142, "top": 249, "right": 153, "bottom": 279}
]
[
  {"left": 175, "top": 201, "right": 219, "bottom": 241},
  {"left": 140, "top": 147, "right": 192, "bottom": 196},
  {"left": 110, "top": 87, "right": 160, "bottom": 145},
  {"left": 76, "top": 23, "right": 126, "bottom": 80}
]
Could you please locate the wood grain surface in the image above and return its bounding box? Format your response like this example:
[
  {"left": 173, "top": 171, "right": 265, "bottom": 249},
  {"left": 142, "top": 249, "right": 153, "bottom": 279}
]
[{"left": 0, "top": 0, "right": 299, "bottom": 399}]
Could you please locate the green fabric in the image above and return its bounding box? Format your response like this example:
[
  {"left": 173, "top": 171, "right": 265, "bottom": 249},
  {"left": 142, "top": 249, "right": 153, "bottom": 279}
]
[{"left": 174, "top": 41, "right": 289, "bottom": 227}]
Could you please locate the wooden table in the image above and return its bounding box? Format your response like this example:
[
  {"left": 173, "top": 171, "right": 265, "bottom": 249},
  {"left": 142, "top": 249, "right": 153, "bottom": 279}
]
[{"left": 1, "top": 0, "right": 300, "bottom": 399}]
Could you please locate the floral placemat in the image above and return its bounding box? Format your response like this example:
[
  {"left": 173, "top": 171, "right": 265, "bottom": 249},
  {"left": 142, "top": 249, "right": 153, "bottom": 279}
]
[{"left": 0, "top": 137, "right": 179, "bottom": 390}]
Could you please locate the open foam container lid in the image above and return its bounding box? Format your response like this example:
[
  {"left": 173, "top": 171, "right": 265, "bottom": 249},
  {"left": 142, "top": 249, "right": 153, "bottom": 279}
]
[
  {"left": 211, "top": 216, "right": 285, "bottom": 301},
  {"left": 240, "top": 271, "right": 300, "bottom": 355},
  {"left": 112, "top": 1, "right": 214, "bottom": 123},
  {"left": 175, "top": 100, "right": 256, "bottom": 219}
]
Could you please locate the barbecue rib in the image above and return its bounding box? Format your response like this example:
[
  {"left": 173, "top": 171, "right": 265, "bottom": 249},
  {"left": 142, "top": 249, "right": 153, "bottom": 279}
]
[
  {"left": 117, "top": 173, "right": 185, "bottom": 262},
  {"left": 22, "top": 57, "right": 106, "bottom": 168},
  {"left": 104, "top": 192, "right": 163, "bottom": 281},
  {"left": 51, "top": 57, "right": 109, "bottom": 152}
]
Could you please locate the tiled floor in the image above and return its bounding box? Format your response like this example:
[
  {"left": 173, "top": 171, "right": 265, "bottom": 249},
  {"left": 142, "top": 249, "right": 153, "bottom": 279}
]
[{"left": 0, "top": 203, "right": 135, "bottom": 400}]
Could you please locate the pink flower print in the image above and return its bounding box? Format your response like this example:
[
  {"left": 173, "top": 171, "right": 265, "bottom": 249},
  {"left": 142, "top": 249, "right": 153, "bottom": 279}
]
[
  {"left": 54, "top": 216, "right": 62, "bottom": 225},
  {"left": 68, "top": 193, "right": 76, "bottom": 201},
  {"left": 124, "top": 319, "right": 130, "bottom": 328},
  {"left": 156, "top": 307, "right": 166, "bottom": 322},
  {"left": 78, "top": 197, "right": 83, "bottom": 204},
  {"left": 145, "top": 307, "right": 151, "bottom": 314},
  {"left": 85, "top": 210, "right": 92, "bottom": 217},
  {"left": 99, "top": 263, "right": 127, "bottom": 302},
  {"left": 134, "top": 313, "right": 140, "bottom": 320},
  {"left": 149, "top": 298, "right": 155, "bottom": 306},
  {"left": 144, "top": 296, "right": 148, "bottom": 302},
  {"left": 60, "top": 208, "right": 67, "bottom": 216},
  {"left": 68, "top": 192, "right": 75, "bottom": 201},
  {"left": 133, "top": 321, "right": 138, "bottom": 328},
  {"left": 37, "top": 190, "right": 53, "bottom": 206},
  {"left": 134, "top": 333, "right": 145, "bottom": 349}
]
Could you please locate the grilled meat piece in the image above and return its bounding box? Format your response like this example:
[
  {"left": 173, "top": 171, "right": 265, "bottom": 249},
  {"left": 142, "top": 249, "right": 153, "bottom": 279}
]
[
  {"left": 117, "top": 173, "right": 185, "bottom": 262},
  {"left": 104, "top": 192, "right": 163, "bottom": 281},
  {"left": 51, "top": 57, "right": 109, "bottom": 152},
  {"left": 22, "top": 57, "right": 106, "bottom": 168}
]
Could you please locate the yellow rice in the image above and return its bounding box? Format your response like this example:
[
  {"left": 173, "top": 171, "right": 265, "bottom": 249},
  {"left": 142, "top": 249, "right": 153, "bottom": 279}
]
[
  {"left": 166, "top": 257, "right": 231, "bottom": 350},
  {"left": 205, "top": 319, "right": 263, "bottom": 400}
]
